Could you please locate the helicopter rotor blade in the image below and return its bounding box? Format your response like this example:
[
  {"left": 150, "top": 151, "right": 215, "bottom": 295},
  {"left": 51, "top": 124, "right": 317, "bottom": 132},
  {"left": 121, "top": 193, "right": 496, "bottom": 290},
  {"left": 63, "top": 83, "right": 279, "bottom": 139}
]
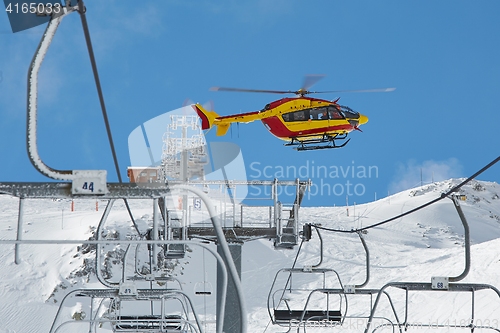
[
  {"left": 301, "top": 74, "right": 326, "bottom": 91},
  {"left": 202, "top": 100, "right": 214, "bottom": 112},
  {"left": 309, "top": 87, "right": 396, "bottom": 94},
  {"left": 210, "top": 78, "right": 395, "bottom": 96},
  {"left": 183, "top": 98, "right": 195, "bottom": 106},
  {"left": 210, "top": 86, "right": 294, "bottom": 94}
]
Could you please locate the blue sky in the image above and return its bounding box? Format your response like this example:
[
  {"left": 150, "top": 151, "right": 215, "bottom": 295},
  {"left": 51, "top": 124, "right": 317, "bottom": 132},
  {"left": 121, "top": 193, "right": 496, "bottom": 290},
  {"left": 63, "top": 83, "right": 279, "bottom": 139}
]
[{"left": 1, "top": 1, "right": 499, "bottom": 206}]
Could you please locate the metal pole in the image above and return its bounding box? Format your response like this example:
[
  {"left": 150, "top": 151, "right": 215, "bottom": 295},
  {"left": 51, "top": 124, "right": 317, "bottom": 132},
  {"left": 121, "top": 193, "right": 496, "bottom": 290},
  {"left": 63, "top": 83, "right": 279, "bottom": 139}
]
[
  {"left": 233, "top": 186, "right": 237, "bottom": 227},
  {"left": 471, "top": 289, "right": 475, "bottom": 329},
  {"left": 240, "top": 205, "right": 243, "bottom": 227},
  {"left": 181, "top": 119, "right": 188, "bottom": 225},
  {"left": 448, "top": 195, "right": 471, "bottom": 282},
  {"left": 312, "top": 226, "right": 323, "bottom": 268},
  {"left": 355, "top": 231, "right": 370, "bottom": 288},
  {"left": 152, "top": 198, "right": 159, "bottom": 269},
  {"left": 15, "top": 198, "right": 25, "bottom": 264},
  {"left": 95, "top": 199, "right": 117, "bottom": 288},
  {"left": 273, "top": 179, "right": 278, "bottom": 228},
  {"left": 217, "top": 242, "right": 243, "bottom": 333},
  {"left": 164, "top": 197, "right": 170, "bottom": 240}
]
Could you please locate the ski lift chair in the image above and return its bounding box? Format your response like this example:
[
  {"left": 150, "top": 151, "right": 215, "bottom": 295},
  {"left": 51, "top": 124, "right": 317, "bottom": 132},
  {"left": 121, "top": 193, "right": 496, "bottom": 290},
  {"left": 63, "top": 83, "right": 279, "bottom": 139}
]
[
  {"left": 50, "top": 288, "right": 203, "bottom": 333},
  {"left": 268, "top": 268, "right": 345, "bottom": 328},
  {"left": 194, "top": 281, "right": 213, "bottom": 296}
]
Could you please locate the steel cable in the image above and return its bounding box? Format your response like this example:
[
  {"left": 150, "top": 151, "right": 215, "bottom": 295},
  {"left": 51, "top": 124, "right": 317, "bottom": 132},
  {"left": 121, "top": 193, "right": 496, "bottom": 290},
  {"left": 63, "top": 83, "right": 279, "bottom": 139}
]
[{"left": 316, "top": 155, "right": 500, "bottom": 233}]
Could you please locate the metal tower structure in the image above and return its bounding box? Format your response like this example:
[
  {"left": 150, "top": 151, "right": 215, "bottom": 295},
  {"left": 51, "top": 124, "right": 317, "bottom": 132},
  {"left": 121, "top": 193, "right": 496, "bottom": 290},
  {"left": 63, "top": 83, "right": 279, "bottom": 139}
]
[{"left": 161, "top": 114, "right": 208, "bottom": 182}]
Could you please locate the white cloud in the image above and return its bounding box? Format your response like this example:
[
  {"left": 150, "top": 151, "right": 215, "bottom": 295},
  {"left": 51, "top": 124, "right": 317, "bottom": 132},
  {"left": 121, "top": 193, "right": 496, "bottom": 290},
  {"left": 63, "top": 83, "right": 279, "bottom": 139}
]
[{"left": 389, "top": 158, "right": 464, "bottom": 193}]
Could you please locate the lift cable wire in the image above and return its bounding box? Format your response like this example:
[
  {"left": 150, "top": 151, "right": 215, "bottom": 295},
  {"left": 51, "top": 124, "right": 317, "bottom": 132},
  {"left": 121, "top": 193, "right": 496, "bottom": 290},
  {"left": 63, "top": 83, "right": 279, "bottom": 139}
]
[
  {"left": 315, "top": 155, "right": 500, "bottom": 234},
  {"left": 77, "top": 0, "right": 138, "bottom": 232},
  {"left": 77, "top": 1, "right": 121, "bottom": 182}
]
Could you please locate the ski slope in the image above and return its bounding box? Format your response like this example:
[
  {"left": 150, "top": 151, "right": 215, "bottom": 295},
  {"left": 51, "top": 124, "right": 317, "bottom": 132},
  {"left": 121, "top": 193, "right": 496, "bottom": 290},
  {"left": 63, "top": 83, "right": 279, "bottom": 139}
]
[{"left": 0, "top": 179, "right": 499, "bottom": 332}]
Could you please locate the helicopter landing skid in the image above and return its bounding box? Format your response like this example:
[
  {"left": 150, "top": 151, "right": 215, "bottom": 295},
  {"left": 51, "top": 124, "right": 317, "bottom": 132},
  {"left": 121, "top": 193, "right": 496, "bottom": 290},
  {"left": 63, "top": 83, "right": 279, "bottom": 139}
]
[{"left": 286, "top": 135, "right": 350, "bottom": 151}]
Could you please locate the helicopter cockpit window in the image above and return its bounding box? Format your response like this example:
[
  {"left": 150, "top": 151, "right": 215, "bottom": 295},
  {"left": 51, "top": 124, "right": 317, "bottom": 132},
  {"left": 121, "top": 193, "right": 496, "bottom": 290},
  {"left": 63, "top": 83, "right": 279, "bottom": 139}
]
[
  {"left": 327, "top": 106, "right": 343, "bottom": 119},
  {"left": 339, "top": 105, "right": 359, "bottom": 119}
]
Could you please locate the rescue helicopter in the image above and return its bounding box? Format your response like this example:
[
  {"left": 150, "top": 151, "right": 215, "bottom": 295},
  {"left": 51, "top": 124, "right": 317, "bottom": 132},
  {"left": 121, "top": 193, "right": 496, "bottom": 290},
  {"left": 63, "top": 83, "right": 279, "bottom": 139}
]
[{"left": 194, "top": 75, "right": 394, "bottom": 151}]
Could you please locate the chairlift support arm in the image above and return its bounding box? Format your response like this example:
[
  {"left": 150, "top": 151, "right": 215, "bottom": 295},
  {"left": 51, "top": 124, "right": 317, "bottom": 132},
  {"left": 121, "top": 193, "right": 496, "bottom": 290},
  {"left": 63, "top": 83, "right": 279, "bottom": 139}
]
[
  {"left": 27, "top": 2, "right": 109, "bottom": 197},
  {"left": 448, "top": 194, "right": 471, "bottom": 282},
  {"left": 27, "top": 3, "right": 78, "bottom": 181}
]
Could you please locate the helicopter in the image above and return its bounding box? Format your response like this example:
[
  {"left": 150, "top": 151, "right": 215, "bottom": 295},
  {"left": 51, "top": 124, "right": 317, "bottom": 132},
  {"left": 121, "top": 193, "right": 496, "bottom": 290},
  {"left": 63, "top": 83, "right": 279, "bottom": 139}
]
[{"left": 194, "top": 75, "right": 394, "bottom": 151}]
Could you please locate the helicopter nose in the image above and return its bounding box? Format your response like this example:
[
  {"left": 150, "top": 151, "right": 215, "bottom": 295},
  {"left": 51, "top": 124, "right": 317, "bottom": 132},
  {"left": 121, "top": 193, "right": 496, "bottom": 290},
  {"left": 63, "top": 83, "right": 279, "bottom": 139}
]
[{"left": 358, "top": 114, "right": 369, "bottom": 125}]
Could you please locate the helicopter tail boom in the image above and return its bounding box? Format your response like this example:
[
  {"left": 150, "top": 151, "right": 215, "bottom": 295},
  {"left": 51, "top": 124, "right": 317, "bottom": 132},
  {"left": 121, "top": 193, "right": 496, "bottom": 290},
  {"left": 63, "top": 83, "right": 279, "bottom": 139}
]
[
  {"left": 193, "top": 104, "right": 219, "bottom": 130},
  {"left": 193, "top": 103, "right": 232, "bottom": 136},
  {"left": 194, "top": 103, "right": 265, "bottom": 136}
]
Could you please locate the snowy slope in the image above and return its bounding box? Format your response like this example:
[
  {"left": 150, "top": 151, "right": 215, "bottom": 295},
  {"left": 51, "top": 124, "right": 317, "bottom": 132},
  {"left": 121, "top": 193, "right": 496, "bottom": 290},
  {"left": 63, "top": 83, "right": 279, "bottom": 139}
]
[
  {"left": 0, "top": 179, "right": 499, "bottom": 332},
  {"left": 244, "top": 179, "right": 500, "bottom": 332}
]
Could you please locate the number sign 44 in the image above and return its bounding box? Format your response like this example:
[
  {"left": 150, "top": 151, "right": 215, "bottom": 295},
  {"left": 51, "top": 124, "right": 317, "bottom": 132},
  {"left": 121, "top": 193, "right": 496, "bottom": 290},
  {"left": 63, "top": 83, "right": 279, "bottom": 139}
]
[{"left": 71, "top": 170, "right": 108, "bottom": 195}]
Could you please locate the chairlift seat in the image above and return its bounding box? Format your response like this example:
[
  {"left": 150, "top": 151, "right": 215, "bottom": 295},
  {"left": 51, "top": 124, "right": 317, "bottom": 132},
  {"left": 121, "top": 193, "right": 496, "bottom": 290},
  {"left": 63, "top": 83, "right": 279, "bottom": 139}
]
[
  {"left": 194, "top": 281, "right": 213, "bottom": 296},
  {"left": 165, "top": 243, "right": 186, "bottom": 259},
  {"left": 114, "top": 314, "right": 183, "bottom": 331},
  {"left": 274, "top": 234, "right": 297, "bottom": 249},
  {"left": 274, "top": 309, "right": 341, "bottom": 322}
]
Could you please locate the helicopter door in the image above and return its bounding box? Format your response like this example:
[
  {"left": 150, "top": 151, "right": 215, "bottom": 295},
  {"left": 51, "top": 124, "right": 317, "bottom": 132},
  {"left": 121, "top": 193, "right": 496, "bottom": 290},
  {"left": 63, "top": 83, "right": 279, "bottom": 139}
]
[
  {"left": 309, "top": 107, "right": 331, "bottom": 133},
  {"left": 328, "top": 106, "right": 343, "bottom": 121},
  {"left": 309, "top": 108, "right": 328, "bottom": 121}
]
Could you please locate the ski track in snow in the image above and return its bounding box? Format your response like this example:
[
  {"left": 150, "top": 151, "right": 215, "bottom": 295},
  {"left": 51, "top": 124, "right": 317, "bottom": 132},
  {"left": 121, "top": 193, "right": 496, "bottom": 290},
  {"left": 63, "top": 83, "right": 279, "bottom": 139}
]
[{"left": 0, "top": 179, "right": 499, "bottom": 332}]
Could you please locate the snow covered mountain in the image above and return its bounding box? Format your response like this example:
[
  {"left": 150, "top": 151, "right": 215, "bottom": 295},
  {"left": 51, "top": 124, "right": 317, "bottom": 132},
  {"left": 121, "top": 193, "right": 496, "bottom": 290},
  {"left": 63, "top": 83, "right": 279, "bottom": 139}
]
[{"left": 0, "top": 179, "right": 499, "bottom": 332}]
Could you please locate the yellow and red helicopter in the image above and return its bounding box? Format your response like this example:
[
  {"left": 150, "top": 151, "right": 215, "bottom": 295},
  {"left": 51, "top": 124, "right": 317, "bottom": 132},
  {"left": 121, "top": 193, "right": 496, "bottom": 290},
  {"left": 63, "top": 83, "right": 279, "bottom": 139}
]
[{"left": 194, "top": 75, "right": 394, "bottom": 151}]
